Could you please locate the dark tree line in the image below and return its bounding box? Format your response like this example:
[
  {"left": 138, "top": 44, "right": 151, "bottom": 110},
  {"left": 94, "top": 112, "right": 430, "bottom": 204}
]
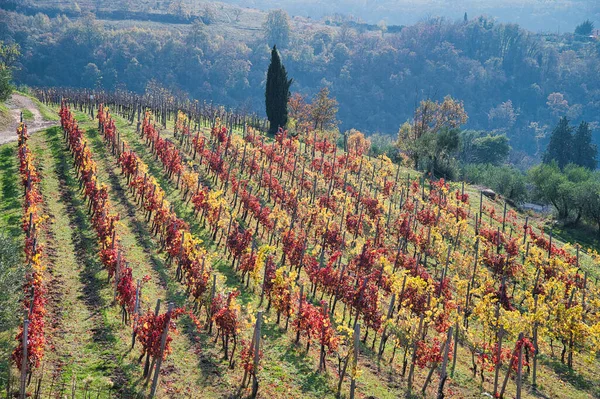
[{"left": 1, "top": 9, "right": 599, "bottom": 160}]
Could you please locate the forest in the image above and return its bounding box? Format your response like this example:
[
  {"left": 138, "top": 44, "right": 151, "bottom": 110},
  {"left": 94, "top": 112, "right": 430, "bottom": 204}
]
[{"left": 1, "top": 4, "right": 599, "bottom": 164}]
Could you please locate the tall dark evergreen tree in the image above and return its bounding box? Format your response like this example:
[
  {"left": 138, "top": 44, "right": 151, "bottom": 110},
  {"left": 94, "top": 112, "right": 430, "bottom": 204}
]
[
  {"left": 543, "top": 116, "right": 573, "bottom": 169},
  {"left": 265, "top": 45, "right": 292, "bottom": 135},
  {"left": 574, "top": 19, "right": 594, "bottom": 36},
  {"left": 572, "top": 121, "right": 598, "bottom": 169}
]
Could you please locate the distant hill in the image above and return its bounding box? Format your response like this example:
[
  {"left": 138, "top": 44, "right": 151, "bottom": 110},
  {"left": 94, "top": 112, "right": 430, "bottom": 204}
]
[
  {"left": 217, "top": 0, "right": 599, "bottom": 32},
  {"left": 1, "top": 0, "right": 599, "bottom": 164}
]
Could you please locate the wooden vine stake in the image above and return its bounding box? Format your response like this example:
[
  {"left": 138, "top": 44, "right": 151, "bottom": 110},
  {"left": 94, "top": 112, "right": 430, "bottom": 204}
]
[
  {"left": 208, "top": 274, "right": 217, "bottom": 334},
  {"left": 144, "top": 299, "right": 161, "bottom": 378},
  {"left": 295, "top": 285, "right": 304, "bottom": 344},
  {"left": 250, "top": 311, "right": 263, "bottom": 399},
  {"left": 407, "top": 313, "right": 425, "bottom": 396},
  {"left": 436, "top": 326, "right": 453, "bottom": 399},
  {"left": 349, "top": 323, "right": 360, "bottom": 399},
  {"left": 131, "top": 279, "right": 141, "bottom": 349},
  {"left": 532, "top": 294, "right": 539, "bottom": 390},
  {"left": 149, "top": 302, "right": 174, "bottom": 398},
  {"left": 516, "top": 334, "right": 524, "bottom": 399},
  {"left": 377, "top": 293, "right": 396, "bottom": 370},
  {"left": 499, "top": 332, "right": 524, "bottom": 399},
  {"left": 19, "top": 315, "right": 29, "bottom": 399},
  {"left": 493, "top": 325, "right": 504, "bottom": 396}
]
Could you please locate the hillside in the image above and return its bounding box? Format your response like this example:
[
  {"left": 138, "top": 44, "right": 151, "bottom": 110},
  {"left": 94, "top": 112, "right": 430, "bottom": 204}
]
[
  {"left": 1, "top": 0, "right": 599, "bottom": 164},
  {"left": 217, "top": 0, "right": 600, "bottom": 32},
  {"left": 6, "top": 0, "right": 600, "bottom": 31},
  {"left": 0, "top": 0, "right": 599, "bottom": 396},
  {"left": 0, "top": 88, "right": 599, "bottom": 398}
]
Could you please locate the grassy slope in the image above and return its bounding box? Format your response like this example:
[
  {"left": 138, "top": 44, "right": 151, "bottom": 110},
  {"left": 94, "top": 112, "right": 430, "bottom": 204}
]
[
  {"left": 106, "top": 110, "right": 600, "bottom": 399},
  {"left": 1, "top": 107, "right": 220, "bottom": 397},
  {"left": 0, "top": 141, "right": 21, "bottom": 391},
  {"left": 21, "top": 109, "right": 34, "bottom": 121},
  {"left": 0, "top": 99, "right": 599, "bottom": 398},
  {"left": 45, "top": 109, "right": 222, "bottom": 397},
  {"left": 81, "top": 123, "right": 227, "bottom": 398},
  {"left": 0, "top": 102, "right": 12, "bottom": 132},
  {"left": 35, "top": 125, "right": 134, "bottom": 395},
  {"left": 91, "top": 109, "right": 338, "bottom": 398}
]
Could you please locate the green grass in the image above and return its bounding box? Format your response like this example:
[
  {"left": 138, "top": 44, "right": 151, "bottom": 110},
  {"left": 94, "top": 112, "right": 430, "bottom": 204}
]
[
  {"left": 0, "top": 102, "right": 11, "bottom": 130},
  {"left": 38, "top": 126, "right": 137, "bottom": 396},
  {"left": 551, "top": 222, "right": 600, "bottom": 253},
  {"left": 21, "top": 108, "right": 34, "bottom": 121},
  {"left": 0, "top": 141, "right": 22, "bottom": 399},
  {"left": 71, "top": 111, "right": 231, "bottom": 397},
  {"left": 0, "top": 144, "right": 21, "bottom": 237}
]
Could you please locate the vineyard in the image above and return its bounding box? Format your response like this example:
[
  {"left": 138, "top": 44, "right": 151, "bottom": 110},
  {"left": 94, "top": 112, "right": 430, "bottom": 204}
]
[{"left": 1, "top": 88, "right": 600, "bottom": 399}]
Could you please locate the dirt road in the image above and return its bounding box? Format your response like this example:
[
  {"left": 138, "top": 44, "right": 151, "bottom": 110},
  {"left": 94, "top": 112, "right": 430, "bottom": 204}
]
[{"left": 0, "top": 93, "right": 57, "bottom": 144}]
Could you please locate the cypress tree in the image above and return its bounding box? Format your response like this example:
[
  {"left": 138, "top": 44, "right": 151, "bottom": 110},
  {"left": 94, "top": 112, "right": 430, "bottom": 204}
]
[
  {"left": 572, "top": 121, "right": 598, "bottom": 169},
  {"left": 543, "top": 116, "right": 573, "bottom": 169},
  {"left": 265, "top": 45, "right": 293, "bottom": 135}
]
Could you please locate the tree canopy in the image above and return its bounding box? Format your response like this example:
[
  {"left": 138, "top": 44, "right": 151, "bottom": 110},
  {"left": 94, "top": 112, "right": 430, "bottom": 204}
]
[
  {"left": 543, "top": 117, "right": 573, "bottom": 169},
  {"left": 0, "top": 41, "right": 20, "bottom": 101},
  {"left": 543, "top": 117, "right": 597, "bottom": 170},
  {"left": 575, "top": 19, "right": 595, "bottom": 36},
  {"left": 263, "top": 9, "right": 291, "bottom": 48},
  {"left": 3, "top": 9, "right": 600, "bottom": 158},
  {"left": 310, "top": 87, "right": 338, "bottom": 132}
]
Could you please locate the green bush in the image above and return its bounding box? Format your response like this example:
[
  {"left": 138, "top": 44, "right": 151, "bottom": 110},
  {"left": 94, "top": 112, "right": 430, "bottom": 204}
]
[
  {"left": 461, "top": 163, "right": 528, "bottom": 202},
  {"left": 368, "top": 133, "right": 398, "bottom": 160}
]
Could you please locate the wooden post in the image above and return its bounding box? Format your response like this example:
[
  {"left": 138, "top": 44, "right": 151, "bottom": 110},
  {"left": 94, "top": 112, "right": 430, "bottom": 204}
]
[
  {"left": 114, "top": 250, "right": 121, "bottom": 301},
  {"left": 295, "top": 285, "right": 304, "bottom": 343},
  {"left": 407, "top": 313, "right": 424, "bottom": 395},
  {"left": 500, "top": 332, "right": 524, "bottom": 399},
  {"left": 436, "top": 326, "right": 453, "bottom": 399},
  {"left": 208, "top": 274, "right": 217, "bottom": 334},
  {"left": 318, "top": 302, "right": 329, "bottom": 371},
  {"left": 471, "top": 237, "right": 479, "bottom": 287},
  {"left": 479, "top": 190, "right": 483, "bottom": 221},
  {"left": 27, "top": 213, "right": 33, "bottom": 238},
  {"left": 349, "top": 323, "right": 360, "bottom": 399},
  {"left": 149, "top": 302, "right": 174, "bottom": 398},
  {"left": 532, "top": 294, "right": 539, "bottom": 390},
  {"left": 19, "top": 317, "right": 29, "bottom": 399},
  {"left": 502, "top": 201, "right": 507, "bottom": 232},
  {"left": 377, "top": 294, "right": 396, "bottom": 367},
  {"left": 516, "top": 334, "right": 524, "bottom": 399},
  {"left": 493, "top": 325, "right": 504, "bottom": 396},
  {"left": 131, "top": 280, "right": 141, "bottom": 349},
  {"left": 251, "top": 311, "right": 263, "bottom": 399},
  {"left": 450, "top": 315, "right": 459, "bottom": 378},
  {"left": 144, "top": 299, "right": 161, "bottom": 378},
  {"left": 259, "top": 256, "right": 270, "bottom": 307}
]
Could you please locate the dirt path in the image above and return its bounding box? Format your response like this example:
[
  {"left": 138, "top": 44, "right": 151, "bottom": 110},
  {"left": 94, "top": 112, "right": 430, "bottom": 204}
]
[{"left": 0, "top": 93, "right": 57, "bottom": 144}]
